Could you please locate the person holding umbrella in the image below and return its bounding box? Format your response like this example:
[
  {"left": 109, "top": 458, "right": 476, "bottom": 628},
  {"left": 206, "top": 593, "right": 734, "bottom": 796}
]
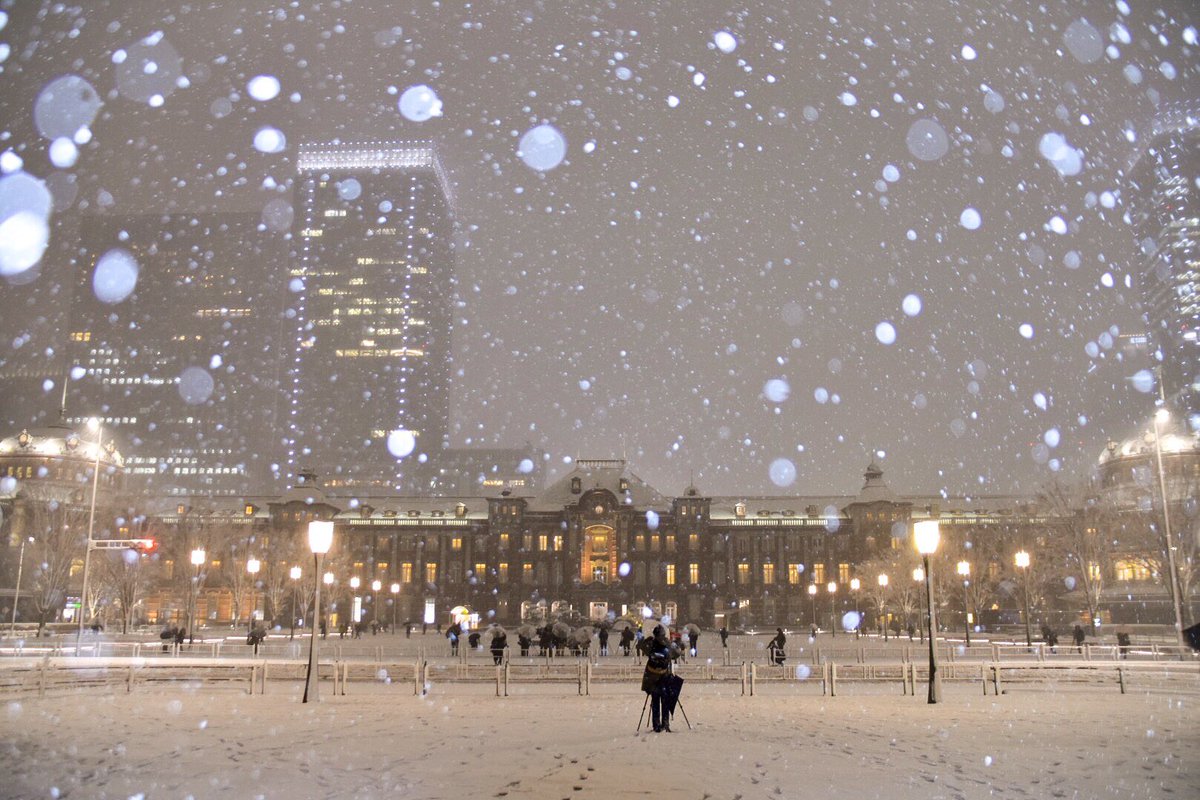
[
  {"left": 489, "top": 625, "right": 508, "bottom": 665},
  {"left": 640, "top": 625, "right": 681, "bottom": 733},
  {"left": 685, "top": 623, "right": 700, "bottom": 657}
]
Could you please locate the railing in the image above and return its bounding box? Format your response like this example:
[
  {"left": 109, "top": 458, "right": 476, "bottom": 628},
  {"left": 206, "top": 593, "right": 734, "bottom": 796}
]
[{"left": 2, "top": 654, "right": 1196, "bottom": 699}]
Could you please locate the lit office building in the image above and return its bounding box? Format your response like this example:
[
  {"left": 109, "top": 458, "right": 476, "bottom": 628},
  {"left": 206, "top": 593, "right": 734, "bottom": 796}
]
[
  {"left": 1129, "top": 110, "right": 1200, "bottom": 419},
  {"left": 67, "top": 213, "right": 286, "bottom": 496},
  {"left": 287, "top": 141, "right": 454, "bottom": 491}
]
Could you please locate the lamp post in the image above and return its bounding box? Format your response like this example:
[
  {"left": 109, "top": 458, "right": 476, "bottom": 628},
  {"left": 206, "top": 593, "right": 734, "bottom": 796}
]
[
  {"left": 957, "top": 560, "right": 971, "bottom": 647},
  {"left": 1015, "top": 550, "right": 1033, "bottom": 649},
  {"left": 913, "top": 567, "right": 925, "bottom": 643},
  {"left": 74, "top": 417, "right": 104, "bottom": 655},
  {"left": 390, "top": 582, "right": 400, "bottom": 634},
  {"left": 322, "top": 571, "right": 334, "bottom": 637},
  {"left": 371, "top": 579, "right": 382, "bottom": 630},
  {"left": 1151, "top": 407, "right": 1188, "bottom": 648},
  {"left": 807, "top": 583, "right": 818, "bottom": 630},
  {"left": 189, "top": 548, "right": 206, "bottom": 644},
  {"left": 878, "top": 573, "right": 889, "bottom": 641},
  {"left": 289, "top": 566, "right": 302, "bottom": 639},
  {"left": 304, "top": 521, "right": 334, "bottom": 703},
  {"left": 913, "top": 520, "right": 942, "bottom": 704},
  {"left": 9, "top": 537, "right": 32, "bottom": 637},
  {"left": 246, "top": 557, "right": 261, "bottom": 632},
  {"left": 827, "top": 581, "right": 838, "bottom": 637},
  {"left": 849, "top": 578, "right": 861, "bottom": 639},
  {"left": 350, "top": 576, "right": 361, "bottom": 631}
]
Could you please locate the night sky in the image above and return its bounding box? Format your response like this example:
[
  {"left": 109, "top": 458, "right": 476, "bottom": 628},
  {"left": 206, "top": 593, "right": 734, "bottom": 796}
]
[{"left": 1, "top": 0, "right": 1197, "bottom": 499}]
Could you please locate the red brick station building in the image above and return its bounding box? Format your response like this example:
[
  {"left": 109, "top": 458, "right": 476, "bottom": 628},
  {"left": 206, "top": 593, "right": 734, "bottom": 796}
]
[{"left": 3, "top": 421, "right": 1195, "bottom": 632}]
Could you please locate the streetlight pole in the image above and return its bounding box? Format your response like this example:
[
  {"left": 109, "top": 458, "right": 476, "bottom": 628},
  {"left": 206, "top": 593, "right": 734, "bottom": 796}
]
[
  {"left": 9, "top": 537, "right": 31, "bottom": 637},
  {"left": 246, "top": 557, "right": 261, "bottom": 633},
  {"left": 807, "top": 584, "right": 817, "bottom": 631},
  {"left": 1151, "top": 407, "right": 1188, "bottom": 648},
  {"left": 371, "top": 579, "right": 382, "bottom": 631},
  {"left": 304, "top": 521, "right": 334, "bottom": 703},
  {"left": 913, "top": 567, "right": 925, "bottom": 644},
  {"left": 350, "top": 576, "right": 361, "bottom": 634},
  {"left": 827, "top": 581, "right": 838, "bottom": 637},
  {"left": 957, "top": 560, "right": 972, "bottom": 647},
  {"left": 390, "top": 582, "right": 400, "bottom": 634},
  {"left": 914, "top": 520, "right": 942, "bottom": 704},
  {"left": 289, "top": 566, "right": 302, "bottom": 639},
  {"left": 849, "top": 578, "right": 861, "bottom": 639},
  {"left": 322, "top": 572, "right": 334, "bottom": 637},
  {"left": 74, "top": 418, "right": 104, "bottom": 655},
  {"left": 189, "top": 548, "right": 206, "bottom": 645},
  {"left": 878, "top": 574, "right": 889, "bottom": 641},
  {"left": 1015, "top": 550, "right": 1033, "bottom": 649}
]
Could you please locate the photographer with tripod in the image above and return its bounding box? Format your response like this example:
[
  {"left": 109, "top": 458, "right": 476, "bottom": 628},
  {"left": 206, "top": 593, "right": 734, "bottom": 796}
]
[{"left": 639, "top": 625, "right": 681, "bottom": 733}]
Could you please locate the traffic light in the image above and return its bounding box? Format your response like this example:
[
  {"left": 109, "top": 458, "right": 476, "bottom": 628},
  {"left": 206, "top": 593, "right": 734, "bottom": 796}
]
[{"left": 131, "top": 538, "right": 158, "bottom": 556}]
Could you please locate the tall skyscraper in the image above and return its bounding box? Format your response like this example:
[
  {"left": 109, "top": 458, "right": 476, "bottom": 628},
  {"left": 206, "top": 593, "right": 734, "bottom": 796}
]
[
  {"left": 288, "top": 141, "right": 454, "bottom": 490},
  {"left": 1129, "top": 108, "right": 1200, "bottom": 419},
  {"left": 67, "top": 212, "right": 286, "bottom": 496}
]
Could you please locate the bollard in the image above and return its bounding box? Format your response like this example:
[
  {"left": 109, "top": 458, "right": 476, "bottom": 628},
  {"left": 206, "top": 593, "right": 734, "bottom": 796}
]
[
  {"left": 740, "top": 661, "right": 748, "bottom": 696},
  {"left": 749, "top": 662, "right": 757, "bottom": 696},
  {"left": 249, "top": 664, "right": 257, "bottom": 695},
  {"left": 992, "top": 664, "right": 1002, "bottom": 696},
  {"left": 504, "top": 661, "right": 510, "bottom": 697},
  {"left": 1118, "top": 666, "right": 1126, "bottom": 694},
  {"left": 127, "top": 664, "right": 135, "bottom": 694},
  {"left": 981, "top": 663, "right": 988, "bottom": 695},
  {"left": 496, "top": 665, "right": 503, "bottom": 697},
  {"left": 261, "top": 661, "right": 269, "bottom": 694},
  {"left": 829, "top": 662, "right": 837, "bottom": 697}
]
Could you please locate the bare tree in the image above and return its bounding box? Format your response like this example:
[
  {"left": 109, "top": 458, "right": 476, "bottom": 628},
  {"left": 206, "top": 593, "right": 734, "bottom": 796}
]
[
  {"left": 20, "top": 491, "right": 89, "bottom": 636},
  {"left": 97, "top": 549, "right": 154, "bottom": 633},
  {"left": 1037, "top": 479, "right": 1108, "bottom": 629}
]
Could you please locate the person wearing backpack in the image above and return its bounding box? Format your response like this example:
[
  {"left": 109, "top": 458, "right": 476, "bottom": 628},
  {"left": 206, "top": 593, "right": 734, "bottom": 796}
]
[{"left": 641, "top": 625, "right": 680, "bottom": 733}]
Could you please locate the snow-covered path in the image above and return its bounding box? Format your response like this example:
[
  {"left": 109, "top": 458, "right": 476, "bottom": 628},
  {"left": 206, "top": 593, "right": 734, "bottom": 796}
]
[{"left": 1, "top": 683, "right": 1194, "bottom": 799}]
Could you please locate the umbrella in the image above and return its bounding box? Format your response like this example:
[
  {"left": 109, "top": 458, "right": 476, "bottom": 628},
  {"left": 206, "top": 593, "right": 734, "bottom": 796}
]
[
  {"left": 516, "top": 624, "right": 536, "bottom": 638},
  {"left": 609, "top": 619, "right": 634, "bottom": 631},
  {"left": 684, "top": 623, "right": 701, "bottom": 636},
  {"left": 488, "top": 624, "right": 508, "bottom": 638},
  {"left": 551, "top": 621, "right": 572, "bottom": 640},
  {"left": 572, "top": 626, "right": 593, "bottom": 644}
]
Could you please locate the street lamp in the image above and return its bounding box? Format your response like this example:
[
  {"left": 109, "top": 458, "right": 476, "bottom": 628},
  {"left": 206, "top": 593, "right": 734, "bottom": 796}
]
[
  {"left": 807, "top": 583, "right": 818, "bottom": 630},
  {"left": 371, "top": 579, "right": 382, "bottom": 629},
  {"left": 913, "top": 519, "right": 942, "bottom": 704},
  {"left": 74, "top": 417, "right": 104, "bottom": 654},
  {"left": 878, "top": 573, "right": 889, "bottom": 641},
  {"left": 304, "top": 520, "right": 334, "bottom": 703},
  {"left": 349, "top": 576, "right": 361, "bottom": 629},
  {"left": 827, "top": 581, "right": 838, "bottom": 637},
  {"left": 913, "top": 567, "right": 925, "bottom": 644},
  {"left": 9, "top": 537, "right": 32, "bottom": 637},
  {"left": 957, "top": 560, "right": 972, "bottom": 647},
  {"left": 1151, "top": 407, "right": 1188, "bottom": 648},
  {"left": 849, "top": 578, "right": 861, "bottom": 639},
  {"left": 189, "top": 547, "right": 206, "bottom": 644},
  {"left": 246, "top": 557, "right": 261, "bottom": 632},
  {"left": 322, "top": 571, "right": 334, "bottom": 638},
  {"left": 1015, "top": 550, "right": 1033, "bottom": 649},
  {"left": 390, "top": 582, "right": 400, "bottom": 634},
  {"left": 289, "top": 566, "right": 302, "bottom": 639}
]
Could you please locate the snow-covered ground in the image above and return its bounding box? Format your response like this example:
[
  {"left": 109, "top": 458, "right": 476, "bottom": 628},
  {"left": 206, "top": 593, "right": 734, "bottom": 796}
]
[{"left": 1, "top": 681, "right": 1194, "bottom": 799}]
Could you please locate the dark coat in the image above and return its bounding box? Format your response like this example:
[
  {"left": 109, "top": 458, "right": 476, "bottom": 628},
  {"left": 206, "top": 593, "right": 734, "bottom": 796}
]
[{"left": 641, "top": 635, "right": 680, "bottom": 694}]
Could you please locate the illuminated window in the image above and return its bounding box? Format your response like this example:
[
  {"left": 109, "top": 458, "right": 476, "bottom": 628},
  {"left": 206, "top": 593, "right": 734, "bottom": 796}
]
[
  {"left": 523, "top": 534, "right": 533, "bottom": 551},
  {"left": 553, "top": 535, "right": 564, "bottom": 552},
  {"left": 539, "top": 534, "right": 548, "bottom": 551},
  {"left": 666, "top": 564, "right": 676, "bottom": 586},
  {"left": 424, "top": 563, "right": 437, "bottom": 584},
  {"left": 689, "top": 534, "right": 699, "bottom": 550},
  {"left": 499, "top": 563, "right": 509, "bottom": 582},
  {"left": 635, "top": 534, "right": 645, "bottom": 551},
  {"left": 400, "top": 563, "right": 412, "bottom": 582},
  {"left": 813, "top": 563, "right": 826, "bottom": 584},
  {"left": 838, "top": 563, "right": 850, "bottom": 584},
  {"left": 451, "top": 537, "right": 462, "bottom": 551},
  {"left": 1115, "top": 560, "right": 1152, "bottom": 581},
  {"left": 689, "top": 563, "right": 699, "bottom": 584},
  {"left": 650, "top": 536, "right": 660, "bottom": 553},
  {"left": 666, "top": 535, "right": 676, "bottom": 552},
  {"left": 474, "top": 563, "right": 486, "bottom": 578},
  {"left": 522, "top": 563, "right": 533, "bottom": 584},
  {"left": 1087, "top": 562, "right": 1102, "bottom": 581},
  {"left": 763, "top": 563, "right": 776, "bottom": 584},
  {"left": 737, "top": 564, "right": 750, "bottom": 585},
  {"left": 788, "top": 564, "right": 802, "bottom": 585},
  {"left": 499, "top": 533, "right": 509, "bottom": 549}
]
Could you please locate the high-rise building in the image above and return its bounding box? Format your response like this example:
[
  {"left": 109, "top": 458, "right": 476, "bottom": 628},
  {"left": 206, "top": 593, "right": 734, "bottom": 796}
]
[
  {"left": 288, "top": 141, "right": 454, "bottom": 491},
  {"left": 1129, "top": 109, "right": 1200, "bottom": 418},
  {"left": 67, "top": 212, "right": 286, "bottom": 496}
]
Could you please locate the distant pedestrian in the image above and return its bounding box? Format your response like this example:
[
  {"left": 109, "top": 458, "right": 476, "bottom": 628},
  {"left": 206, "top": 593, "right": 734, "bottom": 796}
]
[
  {"left": 405, "top": 621, "right": 413, "bottom": 639},
  {"left": 320, "top": 618, "right": 327, "bottom": 639},
  {"left": 598, "top": 628, "right": 610, "bottom": 656},
  {"left": 490, "top": 629, "right": 508, "bottom": 665},
  {"left": 687, "top": 629, "right": 699, "bottom": 658},
  {"left": 1116, "top": 631, "right": 1131, "bottom": 659},
  {"left": 174, "top": 627, "right": 186, "bottom": 647},
  {"left": 518, "top": 632, "right": 532, "bottom": 656},
  {"left": 468, "top": 631, "right": 481, "bottom": 650},
  {"left": 768, "top": 628, "right": 787, "bottom": 666},
  {"left": 160, "top": 625, "right": 175, "bottom": 652},
  {"left": 719, "top": 627, "right": 729, "bottom": 648},
  {"left": 620, "top": 627, "right": 635, "bottom": 656},
  {"left": 1072, "top": 625, "right": 1085, "bottom": 653}
]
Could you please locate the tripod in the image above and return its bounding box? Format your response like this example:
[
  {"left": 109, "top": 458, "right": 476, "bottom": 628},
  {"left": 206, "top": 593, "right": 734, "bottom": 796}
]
[{"left": 636, "top": 691, "right": 693, "bottom": 732}]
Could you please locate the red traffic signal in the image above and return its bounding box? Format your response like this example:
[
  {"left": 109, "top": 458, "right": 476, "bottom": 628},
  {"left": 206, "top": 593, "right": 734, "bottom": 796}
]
[{"left": 131, "top": 538, "right": 158, "bottom": 555}]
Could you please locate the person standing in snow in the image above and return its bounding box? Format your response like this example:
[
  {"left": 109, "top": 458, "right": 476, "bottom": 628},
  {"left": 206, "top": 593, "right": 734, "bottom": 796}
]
[{"left": 641, "top": 625, "right": 680, "bottom": 733}]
